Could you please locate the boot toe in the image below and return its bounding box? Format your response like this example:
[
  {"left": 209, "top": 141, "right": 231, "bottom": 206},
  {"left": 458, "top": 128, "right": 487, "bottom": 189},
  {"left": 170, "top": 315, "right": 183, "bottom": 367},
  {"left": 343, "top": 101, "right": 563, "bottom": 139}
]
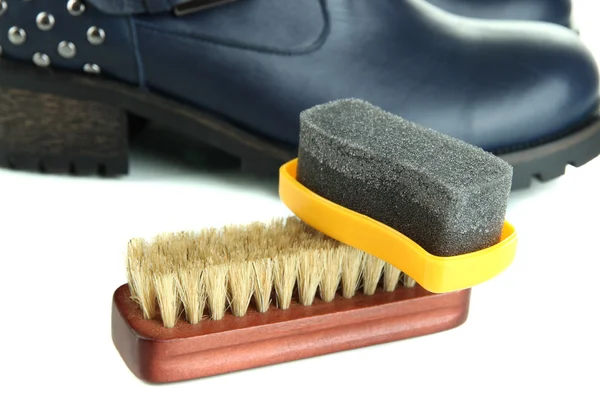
[
  {"left": 428, "top": 0, "right": 572, "bottom": 27},
  {"left": 463, "top": 23, "right": 599, "bottom": 150}
]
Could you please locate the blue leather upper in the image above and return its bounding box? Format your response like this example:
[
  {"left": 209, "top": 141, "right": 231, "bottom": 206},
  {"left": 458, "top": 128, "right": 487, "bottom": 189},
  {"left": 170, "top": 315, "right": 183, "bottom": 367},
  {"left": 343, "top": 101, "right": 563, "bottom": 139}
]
[
  {"left": 0, "top": 0, "right": 597, "bottom": 151},
  {"left": 427, "top": 0, "right": 572, "bottom": 27},
  {"left": 86, "top": 0, "right": 188, "bottom": 15}
]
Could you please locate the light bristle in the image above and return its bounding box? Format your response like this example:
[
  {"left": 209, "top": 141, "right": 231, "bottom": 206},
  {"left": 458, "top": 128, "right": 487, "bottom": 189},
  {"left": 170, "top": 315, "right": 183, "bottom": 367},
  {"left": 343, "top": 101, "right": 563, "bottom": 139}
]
[
  {"left": 341, "top": 247, "right": 364, "bottom": 298},
  {"left": 297, "top": 251, "right": 323, "bottom": 306},
  {"left": 153, "top": 272, "right": 180, "bottom": 328},
  {"left": 403, "top": 274, "right": 416, "bottom": 288},
  {"left": 205, "top": 265, "right": 229, "bottom": 320},
  {"left": 273, "top": 256, "right": 298, "bottom": 310},
  {"left": 125, "top": 217, "right": 419, "bottom": 327},
  {"left": 319, "top": 247, "right": 342, "bottom": 302},
  {"left": 383, "top": 264, "right": 402, "bottom": 292},
  {"left": 253, "top": 260, "right": 274, "bottom": 313},
  {"left": 126, "top": 238, "right": 157, "bottom": 319},
  {"left": 125, "top": 238, "right": 146, "bottom": 296},
  {"left": 176, "top": 266, "right": 205, "bottom": 324},
  {"left": 363, "top": 255, "right": 385, "bottom": 295},
  {"left": 228, "top": 262, "right": 255, "bottom": 317}
]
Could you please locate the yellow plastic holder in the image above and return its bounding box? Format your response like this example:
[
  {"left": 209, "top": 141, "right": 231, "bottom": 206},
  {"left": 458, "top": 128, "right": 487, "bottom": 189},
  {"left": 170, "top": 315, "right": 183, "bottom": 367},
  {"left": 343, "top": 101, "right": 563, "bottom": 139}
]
[{"left": 279, "top": 158, "right": 518, "bottom": 294}]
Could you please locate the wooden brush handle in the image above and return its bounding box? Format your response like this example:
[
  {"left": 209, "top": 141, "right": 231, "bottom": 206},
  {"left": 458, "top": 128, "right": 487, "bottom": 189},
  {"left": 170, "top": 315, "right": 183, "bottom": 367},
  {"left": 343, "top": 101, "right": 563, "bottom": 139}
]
[{"left": 112, "top": 284, "right": 470, "bottom": 383}]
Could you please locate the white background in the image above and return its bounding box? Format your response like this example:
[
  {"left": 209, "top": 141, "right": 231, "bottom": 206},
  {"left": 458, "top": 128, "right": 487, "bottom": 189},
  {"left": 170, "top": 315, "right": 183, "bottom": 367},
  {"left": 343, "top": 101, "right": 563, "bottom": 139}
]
[{"left": 1, "top": 1, "right": 599, "bottom": 398}]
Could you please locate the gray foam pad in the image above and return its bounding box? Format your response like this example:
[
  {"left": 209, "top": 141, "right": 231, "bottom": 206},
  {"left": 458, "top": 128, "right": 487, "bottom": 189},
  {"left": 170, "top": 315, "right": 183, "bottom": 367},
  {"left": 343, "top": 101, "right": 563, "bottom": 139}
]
[{"left": 297, "top": 99, "right": 513, "bottom": 257}]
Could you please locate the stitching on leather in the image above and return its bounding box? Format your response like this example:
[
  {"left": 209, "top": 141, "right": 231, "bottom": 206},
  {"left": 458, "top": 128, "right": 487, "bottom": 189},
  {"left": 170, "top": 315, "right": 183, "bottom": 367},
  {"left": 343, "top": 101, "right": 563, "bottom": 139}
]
[
  {"left": 134, "top": 0, "right": 330, "bottom": 56},
  {"left": 129, "top": 16, "right": 147, "bottom": 87}
]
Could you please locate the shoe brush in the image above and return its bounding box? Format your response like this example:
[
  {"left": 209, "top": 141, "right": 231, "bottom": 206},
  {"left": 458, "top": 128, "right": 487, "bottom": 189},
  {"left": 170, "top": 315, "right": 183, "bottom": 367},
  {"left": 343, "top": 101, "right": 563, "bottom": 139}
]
[{"left": 112, "top": 99, "right": 517, "bottom": 383}]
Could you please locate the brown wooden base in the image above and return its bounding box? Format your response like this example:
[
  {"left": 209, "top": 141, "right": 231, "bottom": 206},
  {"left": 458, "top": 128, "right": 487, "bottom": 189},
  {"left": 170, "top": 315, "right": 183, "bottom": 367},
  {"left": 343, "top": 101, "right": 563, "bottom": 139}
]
[{"left": 112, "top": 284, "right": 471, "bottom": 383}]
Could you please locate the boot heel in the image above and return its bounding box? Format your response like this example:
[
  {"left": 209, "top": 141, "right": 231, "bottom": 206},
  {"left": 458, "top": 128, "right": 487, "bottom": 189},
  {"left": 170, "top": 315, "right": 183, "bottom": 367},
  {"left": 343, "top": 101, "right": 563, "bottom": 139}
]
[{"left": 0, "top": 87, "right": 129, "bottom": 175}]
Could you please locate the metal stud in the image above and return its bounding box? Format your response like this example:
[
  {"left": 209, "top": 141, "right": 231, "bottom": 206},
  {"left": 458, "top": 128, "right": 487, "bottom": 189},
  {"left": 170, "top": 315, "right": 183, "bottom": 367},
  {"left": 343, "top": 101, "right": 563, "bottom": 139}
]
[
  {"left": 8, "top": 27, "right": 27, "bottom": 45},
  {"left": 36, "top": 12, "right": 55, "bottom": 31},
  {"left": 67, "top": 0, "right": 85, "bottom": 16},
  {"left": 83, "top": 63, "right": 101, "bottom": 74},
  {"left": 0, "top": 1, "right": 7, "bottom": 17},
  {"left": 86, "top": 26, "right": 105, "bottom": 45},
  {"left": 58, "top": 41, "right": 76, "bottom": 58},
  {"left": 33, "top": 52, "right": 51, "bottom": 67}
]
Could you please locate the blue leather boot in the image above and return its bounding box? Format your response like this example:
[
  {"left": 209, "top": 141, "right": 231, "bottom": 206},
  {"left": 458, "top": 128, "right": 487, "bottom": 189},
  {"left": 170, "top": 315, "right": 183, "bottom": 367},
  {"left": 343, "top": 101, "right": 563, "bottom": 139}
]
[
  {"left": 0, "top": 0, "right": 598, "bottom": 189},
  {"left": 427, "top": 0, "right": 572, "bottom": 27}
]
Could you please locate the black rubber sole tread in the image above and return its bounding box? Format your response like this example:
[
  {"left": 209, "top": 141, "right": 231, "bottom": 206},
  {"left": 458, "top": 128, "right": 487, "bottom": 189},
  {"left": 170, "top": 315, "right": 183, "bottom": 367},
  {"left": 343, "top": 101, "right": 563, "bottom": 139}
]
[
  {"left": 0, "top": 152, "right": 128, "bottom": 176},
  {"left": 498, "top": 115, "right": 600, "bottom": 188},
  {"left": 1, "top": 57, "right": 599, "bottom": 190}
]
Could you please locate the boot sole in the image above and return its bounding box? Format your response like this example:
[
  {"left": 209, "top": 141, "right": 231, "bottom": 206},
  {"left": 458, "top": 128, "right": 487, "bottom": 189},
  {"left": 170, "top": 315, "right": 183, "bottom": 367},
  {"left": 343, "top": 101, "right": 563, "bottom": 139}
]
[{"left": 1, "top": 57, "right": 599, "bottom": 189}]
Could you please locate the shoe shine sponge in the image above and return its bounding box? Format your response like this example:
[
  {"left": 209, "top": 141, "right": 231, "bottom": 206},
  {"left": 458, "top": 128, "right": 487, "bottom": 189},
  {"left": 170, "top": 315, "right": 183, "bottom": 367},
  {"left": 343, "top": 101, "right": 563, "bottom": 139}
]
[{"left": 280, "top": 98, "right": 517, "bottom": 293}]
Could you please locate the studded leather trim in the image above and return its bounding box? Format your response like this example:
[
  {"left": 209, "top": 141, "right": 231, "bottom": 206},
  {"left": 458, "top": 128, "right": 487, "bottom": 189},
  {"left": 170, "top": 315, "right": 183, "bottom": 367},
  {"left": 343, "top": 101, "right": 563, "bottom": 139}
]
[{"left": 0, "top": 0, "right": 139, "bottom": 81}]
